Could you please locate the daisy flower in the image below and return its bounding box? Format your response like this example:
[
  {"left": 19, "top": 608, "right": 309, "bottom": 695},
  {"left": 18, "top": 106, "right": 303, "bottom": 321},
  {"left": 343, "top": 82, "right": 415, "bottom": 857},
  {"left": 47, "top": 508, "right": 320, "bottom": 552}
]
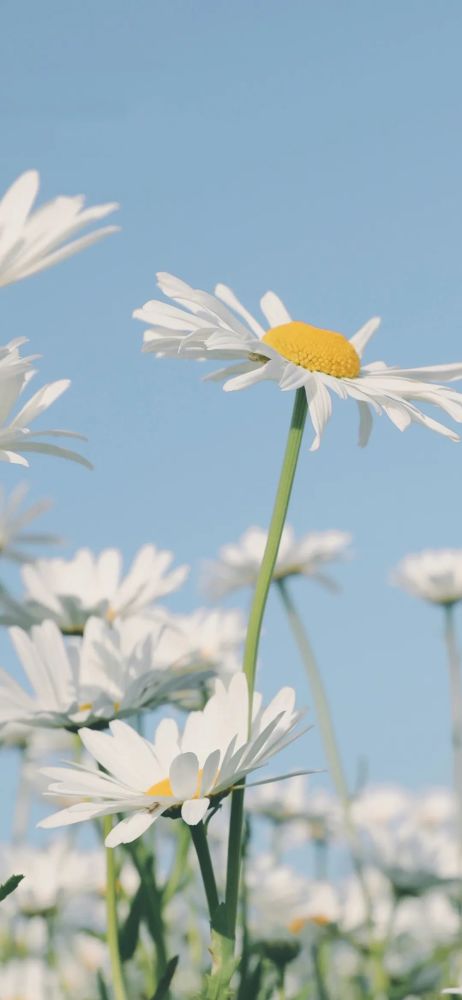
[
  {"left": 0, "top": 959, "right": 60, "bottom": 1000},
  {"left": 203, "top": 524, "right": 351, "bottom": 599},
  {"left": 0, "top": 841, "right": 105, "bottom": 917},
  {"left": 0, "top": 483, "right": 61, "bottom": 563},
  {"left": 391, "top": 550, "right": 462, "bottom": 606},
  {"left": 38, "top": 672, "right": 306, "bottom": 845},
  {"left": 0, "top": 617, "right": 210, "bottom": 731},
  {"left": 134, "top": 273, "right": 462, "bottom": 450},
  {"left": 153, "top": 607, "right": 245, "bottom": 678},
  {"left": 0, "top": 338, "right": 38, "bottom": 382},
  {"left": 0, "top": 368, "right": 89, "bottom": 468},
  {"left": 0, "top": 169, "right": 119, "bottom": 288},
  {"left": 0, "top": 544, "right": 188, "bottom": 631}
]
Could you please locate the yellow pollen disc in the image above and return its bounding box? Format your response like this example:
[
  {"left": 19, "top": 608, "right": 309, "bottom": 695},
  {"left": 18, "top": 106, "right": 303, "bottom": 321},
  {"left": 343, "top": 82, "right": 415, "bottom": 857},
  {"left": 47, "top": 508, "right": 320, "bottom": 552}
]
[
  {"left": 288, "top": 914, "right": 330, "bottom": 934},
  {"left": 145, "top": 776, "right": 174, "bottom": 797},
  {"left": 262, "top": 321, "right": 360, "bottom": 378},
  {"left": 106, "top": 607, "right": 117, "bottom": 623},
  {"left": 145, "top": 769, "right": 204, "bottom": 800},
  {"left": 79, "top": 702, "right": 93, "bottom": 712}
]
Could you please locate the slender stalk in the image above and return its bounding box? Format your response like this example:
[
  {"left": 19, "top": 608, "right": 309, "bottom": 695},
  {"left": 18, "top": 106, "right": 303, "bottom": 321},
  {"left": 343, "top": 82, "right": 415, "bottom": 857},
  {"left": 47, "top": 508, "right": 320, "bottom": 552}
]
[
  {"left": 225, "top": 389, "right": 308, "bottom": 946},
  {"left": 103, "top": 816, "right": 128, "bottom": 1000},
  {"left": 443, "top": 603, "right": 462, "bottom": 842},
  {"left": 190, "top": 821, "right": 220, "bottom": 921},
  {"left": 125, "top": 838, "right": 168, "bottom": 976},
  {"left": 276, "top": 578, "right": 386, "bottom": 998},
  {"left": 276, "top": 578, "right": 350, "bottom": 804}
]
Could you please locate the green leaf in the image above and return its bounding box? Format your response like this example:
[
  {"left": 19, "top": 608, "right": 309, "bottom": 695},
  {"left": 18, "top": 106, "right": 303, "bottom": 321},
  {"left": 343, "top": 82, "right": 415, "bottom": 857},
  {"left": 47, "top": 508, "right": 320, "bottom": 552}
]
[
  {"left": 96, "top": 971, "right": 110, "bottom": 1000},
  {"left": 119, "top": 883, "right": 144, "bottom": 962},
  {"left": 0, "top": 873, "right": 24, "bottom": 902},
  {"left": 149, "top": 955, "right": 179, "bottom": 1000}
]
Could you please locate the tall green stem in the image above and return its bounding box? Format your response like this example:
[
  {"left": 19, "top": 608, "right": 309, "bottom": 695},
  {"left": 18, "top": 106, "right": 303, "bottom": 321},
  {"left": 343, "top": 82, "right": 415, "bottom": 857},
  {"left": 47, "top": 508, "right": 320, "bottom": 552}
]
[
  {"left": 190, "top": 821, "right": 219, "bottom": 921},
  {"left": 276, "top": 578, "right": 386, "bottom": 999},
  {"left": 103, "top": 816, "right": 128, "bottom": 1000},
  {"left": 225, "top": 389, "right": 308, "bottom": 945},
  {"left": 443, "top": 603, "right": 462, "bottom": 842}
]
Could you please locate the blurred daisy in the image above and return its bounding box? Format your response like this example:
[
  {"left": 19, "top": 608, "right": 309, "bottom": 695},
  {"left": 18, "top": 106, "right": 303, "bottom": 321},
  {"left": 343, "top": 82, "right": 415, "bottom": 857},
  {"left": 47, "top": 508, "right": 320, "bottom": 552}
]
[
  {"left": 0, "top": 483, "right": 61, "bottom": 563},
  {"left": 392, "top": 550, "right": 462, "bottom": 606},
  {"left": 0, "top": 169, "right": 118, "bottom": 288},
  {"left": 0, "top": 370, "right": 89, "bottom": 468},
  {"left": 0, "top": 338, "right": 38, "bottom": 382},
  {"left": 0, "top": 841, "right": 104, "bottom": 917},
  {"left": 249, "top": 775, "right": 339, "bottom": 843},
  {"left": 0, "top": 617, "right": 210, "bottom": 731},
  {"left": 203, "top": 525, "right": 351, "bottom": 600},
  {"left": 153, "top": 607, "right": 245, "bottom": 678},
  {"left": 0, "top": 959, "right": 59, "bottom": 1000},
  {"left": 0, "top": 544, "right": 188, "bottom": 632},
  {"left": 39, "top": 672, "right": 306, "bottom": 845},
  {"left": 134, "top": 273, "right": 462, "bottom": 450}
]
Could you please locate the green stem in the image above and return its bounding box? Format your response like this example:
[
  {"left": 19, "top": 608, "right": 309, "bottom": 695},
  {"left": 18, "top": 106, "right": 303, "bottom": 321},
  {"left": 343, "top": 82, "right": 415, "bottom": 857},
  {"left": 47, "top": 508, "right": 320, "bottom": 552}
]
[
  {"left": 190, "top": 821, "right": 220, "bottom": 921},
  {"left": 103, "top": 816, "right": 128, "bottom": 1000},
  {"left": 276, "top": 578, "right": 386, "bottom": 998},
  {"left": 225, "top": 389, "right": 307, "bottom": 949},
  {"left": 276, "top": 578, "right": 350, "bottom": 803},
  {"left": 163, "top": 823, "right": 191, "bottom": 904},
  {"left": 125, "top": 838, "right": 168, "bottom": 976},
  {"left": 443, "top": 603, "right": 462, "bottom": 844}
]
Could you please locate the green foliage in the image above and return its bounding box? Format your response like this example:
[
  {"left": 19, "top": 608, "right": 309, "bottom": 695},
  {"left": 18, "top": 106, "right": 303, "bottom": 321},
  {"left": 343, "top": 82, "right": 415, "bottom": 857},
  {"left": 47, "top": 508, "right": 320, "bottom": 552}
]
[
  {"left": 149, "top": 955, "right": 179, "bottom": 1000},
  {"left": 0, "top": 873, "right": 23, "bottom": 902}
]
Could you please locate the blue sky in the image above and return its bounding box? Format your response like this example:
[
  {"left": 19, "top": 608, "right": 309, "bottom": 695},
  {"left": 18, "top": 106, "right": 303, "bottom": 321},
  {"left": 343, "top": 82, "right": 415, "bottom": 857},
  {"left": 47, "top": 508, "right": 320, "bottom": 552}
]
[{"left": 1, "top": 0, "right": 462, "bottom": 835}]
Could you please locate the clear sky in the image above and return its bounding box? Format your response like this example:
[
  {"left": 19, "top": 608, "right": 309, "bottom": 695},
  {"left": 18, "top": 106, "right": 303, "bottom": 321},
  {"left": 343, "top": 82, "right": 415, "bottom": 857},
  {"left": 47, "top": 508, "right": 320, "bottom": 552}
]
[{"left": 1, "top": 0, "right": 462, "bottom": 834}]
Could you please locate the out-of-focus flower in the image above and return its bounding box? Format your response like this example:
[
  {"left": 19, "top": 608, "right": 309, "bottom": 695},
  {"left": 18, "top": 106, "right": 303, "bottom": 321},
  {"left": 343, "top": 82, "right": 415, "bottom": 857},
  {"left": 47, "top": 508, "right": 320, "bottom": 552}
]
[
  {"left": 39, "top": 672, "right": 306, "bottom": 845},
  {"left": 0, "top": 338, "right": 38, "bottom": 382},
  {"left": 0, "top": 841, "right": 105, "bottom": 917},
  {"left": 0, "top": 368, "right": 90, "bottom": 468},
  {"left": 153, "top": 607, "right": 245, "bottom": 679},
  {"left": 0, "top": 483, "right": 61, "bottom": 563},
  {"left": 0, "top": 617, "right": 211, "bottom": 730},
  {"left": 0, "top": 169, "right": 119, "bottom": 288},
  {"left": 203, "top": 525, "right": 352, "bottom": 599},
  {"left": 0, "top": 544, "right": 188, "bottom": 631},
  {"left": 248, "top": 775, "right": 339, "bottom": 843},
  {"left": 0, "top": 958, "right": 59, "bottom": 999},
  {"left": 391, "top": 550, "right": 462, "bottom": 606},
  {"left": 135, "top": 272, "right": 462, "bottom": 450},
  {"left": 247, "top": 856, "right": 333, "bottom": 942}
]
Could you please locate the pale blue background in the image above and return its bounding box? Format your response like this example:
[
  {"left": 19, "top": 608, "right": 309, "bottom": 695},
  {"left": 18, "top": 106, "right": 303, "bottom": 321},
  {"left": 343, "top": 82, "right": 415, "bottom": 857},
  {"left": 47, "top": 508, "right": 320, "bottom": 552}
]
[{"left": 1, "top": 0, "right": 462, "bottom": 835}]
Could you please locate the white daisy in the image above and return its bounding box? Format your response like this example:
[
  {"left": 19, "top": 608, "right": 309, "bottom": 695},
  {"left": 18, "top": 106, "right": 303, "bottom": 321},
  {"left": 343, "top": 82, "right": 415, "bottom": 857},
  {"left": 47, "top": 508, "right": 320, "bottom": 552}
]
[
  {"left": 0, "top": 544, "right": 188, "bottom": 631},
  {"left": 153, "top": 607, "right": 245, "bottom": 678},
  {"left": 0, "top": 368, "right": 90, "bottom": 468},
  {"left": 0, "top": 169, "right": 119, "bottom": 288},
  {"left": 38, "top": 672, "right": 306, "bottom": 845},
  {"left": 0, "top": 841, "right": 105, "bottom": 917},
  {"left": 0, "top": 617, "right": 210, "bottom": 730},
  {"left": 203, "top": 525, "right": 352, "bottom": 599},
  {"left": 134, "top": 273, "right": 462, "bottom": 450},
  {"left": 391, "top": 550, "right": 462, "bottom": 606},
  {"left": 0, "top": 483, "right": 61, "bottom": 563},
  {"left": 0, "top": 338, "right": 38, "bottom": 382},
  {"left": 0, "top": 959, "right": 60, "bottom": 1000}
]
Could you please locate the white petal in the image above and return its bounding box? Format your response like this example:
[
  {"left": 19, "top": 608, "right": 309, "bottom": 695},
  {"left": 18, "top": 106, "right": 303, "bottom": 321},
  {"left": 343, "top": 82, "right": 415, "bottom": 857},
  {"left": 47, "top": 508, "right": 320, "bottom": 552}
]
[
  {"left": 349, "top": 317, "right": 381, "bottom": 358},
  {"left": 105, "top": 811, "right": 158, "bottom": 847},
  {"left": 181, "top": 798, "right": 210, "bottom": 825},
  {"left": 169, "top": 752, "right": 200, "bottom": 799},
  {"left": 260, "top": 291, "right": 292, "bottom": 327},
  {"left": 357, "top": 401, "right": 374, "bottom": 447}
]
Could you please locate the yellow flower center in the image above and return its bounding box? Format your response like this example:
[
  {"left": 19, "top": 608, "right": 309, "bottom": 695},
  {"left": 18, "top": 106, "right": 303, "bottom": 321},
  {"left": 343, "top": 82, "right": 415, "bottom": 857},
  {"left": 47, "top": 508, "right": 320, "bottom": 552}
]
[
  {"left": 145, "top": 776, "right": 174, "bottom": 797},
  {"left": 261, "top": 321, "right": 360, "bottom": 378},
  {"left": 289, "top": 914, "right": 331, "bottom": 934},
  {"left": 145, "top": 769, "right": 205, "bottom": 800}
]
